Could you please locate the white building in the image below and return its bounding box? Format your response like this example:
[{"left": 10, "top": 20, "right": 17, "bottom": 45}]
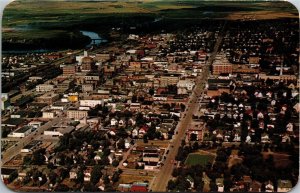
[
  {"left": 36, "top": 84, "right": 54, "bottom": 92},
  {"left": 42, "top": 111, "right": 56, "bottom": 119},
  {"left": 28, "top": 121, "right": 43, "bottom": 129},
  {"left": 177, "top": 80, "right": 195, "bottom": 91},
  {"left": 80, "top": 100, "right": 103, "bottom": 108},
  {"left": 44, "top": 126, "right": 74, "bottom": 137},
  {"left": 8, "top": 126, "right": 32, "bottom": 138}
]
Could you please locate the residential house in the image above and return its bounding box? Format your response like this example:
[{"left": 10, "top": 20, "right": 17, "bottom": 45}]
[{"left": 277, "top": 180, "right": 292, "bottom": 192}]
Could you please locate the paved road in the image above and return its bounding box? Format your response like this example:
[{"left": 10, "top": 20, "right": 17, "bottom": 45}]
[
  {"left": 150, "top": 22, "right": 226, "bottom": 192},
  {"left": 1, "top": 116, "right": 62, "bottom": 166}
]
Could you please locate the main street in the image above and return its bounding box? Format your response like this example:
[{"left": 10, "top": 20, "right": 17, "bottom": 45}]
[{"left": 150, "top": 22, "right": 226, "bottom": 192}]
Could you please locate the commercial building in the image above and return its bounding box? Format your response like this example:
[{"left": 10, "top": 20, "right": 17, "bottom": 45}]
[
  {"left": 63, "top": 65, "right": 76, "bottom": 76},
  {"left": 8, "top": 126, "right": 32, "bottom": 138},
  {"left": 159, "top": 73, "right": 181, "bottom": 87},
  {"left": 36, "top": 92, "right": 60, "bottom": 105},
  {"left": 67, "top": 109, "right": 88, "bottom": 120},
  {"left": 36, "top": 84, "right": 54, "bottom": 92}
]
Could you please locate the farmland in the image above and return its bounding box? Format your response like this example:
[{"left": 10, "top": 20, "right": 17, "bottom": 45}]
[{"left": 2, "top": 0, "right": 298, "bottom": 50}]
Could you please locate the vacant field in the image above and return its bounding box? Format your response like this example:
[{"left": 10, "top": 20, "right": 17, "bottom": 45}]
[
  {"left": 262, "top": 152, "right": 293, "bottom": 168},
  {"left": 118, "top": 174, "right": 153, "bottom": 184},
  {"left": 3, "top": 1, "right": 297, "bottom": 28},
  {"left": 136, "top": 140, "right": 170, "bottom": 149},
  {"left": 185, "top": 153, "right": 215, "bottom": 166}
]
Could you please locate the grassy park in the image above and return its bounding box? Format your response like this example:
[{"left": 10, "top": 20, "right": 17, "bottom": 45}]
[{"left": 185, "top": 153, "right": 215, "bottom": 166}]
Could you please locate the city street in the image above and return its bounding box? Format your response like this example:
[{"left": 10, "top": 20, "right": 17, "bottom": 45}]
[{"left": 150, "top": 22, "right": 226, "bottom": 192}]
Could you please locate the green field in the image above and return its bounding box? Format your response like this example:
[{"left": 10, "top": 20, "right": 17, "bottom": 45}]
[
  {"left": 2, "top": 0, "right": 298, "bottom": 50},
  {"left": 185, "top": 153, "right": 215, "bottom": 166}
]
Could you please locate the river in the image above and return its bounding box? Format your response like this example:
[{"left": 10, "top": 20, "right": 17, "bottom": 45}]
[
  {"left": 2, "top": 30, "right": 107, "bottom": 54},
  {"left": 80, "top": 30, "right": 107, "bottom": 47}
]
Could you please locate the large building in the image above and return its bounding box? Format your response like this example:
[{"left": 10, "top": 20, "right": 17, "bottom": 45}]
[
  {"left": 36, "top": 92, "right": 60, "bottom": 105},
  {"left": 213, "top": 63, "right": 233, "bottom": 75},
  {"left": 80, "top": 100, "right": 103, "bottom": 108},
  {"left": 57, "top": 80, "right": 74, "bottom": 93},
  {"left": 81, "top": 56, "right": 95, "bottom": 72},
  {"left": 67, "top": 109, "right": 88, "bottom": 120},
  {"left": 36, "top": 84, "right": 54, "bottom": 92},
  {"left": 159, "top": 73, "right": 181, "bottom": 87},
  {"left": 63, "top": 65, "right": 76, "bottom": 76}
]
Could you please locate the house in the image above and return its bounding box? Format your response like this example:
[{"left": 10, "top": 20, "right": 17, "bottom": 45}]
[
  {"left": 216, "top": 178, "right": 224, "bottom": 192},
  {"left": 118, "top": 184, "right": 132, "bottom": 192},
  {"left": 132, "top": 128, "right": 139, "bottom": 138},
  {"left": 186, "top": 175, "right": 195, "bottom": 189},
  {"left": 111, "top": 118, "right": 118, "bottom": 126},
  {"left": 84, "top": 167, "right": 92, "bottom": 182},
  {"left": 265, "top": 181, "right": 274, "bottom": 192},
  {"left": 124, "top": 138, "right": 133, "bottom": 149},
  {"left": 94, "top": 153, "right": 102, "bottom": 161},
  {"left": 261, "top": 133, "right": 270, "bottom": 143},
  {"left": 130, "top": 184, "right": 148, "bottom": 192},
  {"left": 144, "top": 161, "right": 158, "bottom": 170},
  {"left": 249, "top": 181, "right": 261, "bottom": 192},
  {"left": 108, "top": 152, "right": 115, "bottom": 165},
  {"left": 69, "top": 168, "right": 78, "bottom": 180},
  {"left": 138, "top": 126, "right": 148, "bottom": 138},
  {"left": 277, "top": 180, "right": 292, "bottom": 192}
]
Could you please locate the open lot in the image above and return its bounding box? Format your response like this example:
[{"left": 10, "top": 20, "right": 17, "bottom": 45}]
[
  {"left": 118, "top": 174, "right": 153, "bottom": 184},
  {"left": 262, "top": 152, "right": 293, "bottom": 168},
  {"left": 136, "top": 140, "right": 170, "bottom": 149},
  {"left": 185, "top": 153, "right": 215, "bottom": 166}
]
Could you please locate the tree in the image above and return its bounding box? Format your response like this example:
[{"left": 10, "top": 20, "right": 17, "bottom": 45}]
[
  {"left": 76, "top": 170, "right": 84, "bottom": 184},
  {"left": 132, "top": 95, "right": 137, "bottom": 103},
  {"left": 23, "top": 155, "right": 31, "bottom": 165},
  {"left": 84, "top": 182, "right": 98, "bottom": 192},
  {"left": 180, "top": 104, "right": 186, "bottom": 112},
  {"left": 149, "top": 88, "right": 155, "bottom": 96},
  {"left": 1, "top": 126, "right": 11, "bottom": 138},
  {"left": 47, "top": 162, "right": 55, "bottom": 169},
  {"left": 103, "top": 174, "right": 110, "bottom": 185},
  {"left": 48, "top": 171, "right": 58, "bottom": 185},
  {"left": 209, "top": 181, "right": 218, "bottom": 192},
  {"left": 190, "top": 133, "right": 198, "bottom": 141},
  {"left": 193, "top": 142, "right": 199, "bottom": 150},
  {"left": 8, "top": 170, "right": 18, "bottom": 183},
  {"left": 32, "top": 148, "right": 46, "bottom": 165},
  {"left": 112, "top": 171, "right": 120, "bottom": 183},
  {"left": 167, "top": 180, "right": 176, "bottom": 191},
  {"left": 117, "top": 138, "right": 125, "bottom": 149},
  {"left": 112, "top": 160, "right": 119, "bottom": 167},
  {"left": 54, "top": 183, "right": 70, "bottom": 192},
  {"left": 196, "top": 180, "right": 204, "bottom": 191},
  {"left": 143, "top": 135, "right": 148, "bottom": 143},
  {"left": 91, "top": 165, "right": 103, "bottom": 185}
]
